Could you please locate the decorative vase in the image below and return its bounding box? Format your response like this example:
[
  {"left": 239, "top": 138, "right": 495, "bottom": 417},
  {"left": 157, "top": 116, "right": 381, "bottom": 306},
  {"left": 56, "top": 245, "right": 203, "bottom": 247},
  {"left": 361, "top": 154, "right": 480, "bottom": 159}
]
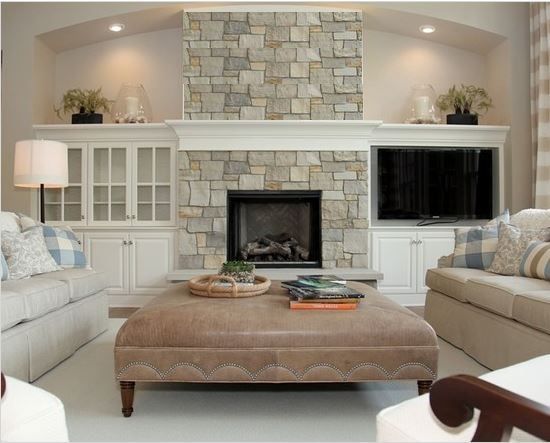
[
  {"left": 405, "top": 84, "right": 441, "bottom": 124},
  {"left": 112, "top": 84, "right": 153, "bottom": 123},
  {"left": 71, "top": 107, "right": 103, "bottom": 124},
  {"left": 446, "top": 113, "right": 478, "bottom": 125}
]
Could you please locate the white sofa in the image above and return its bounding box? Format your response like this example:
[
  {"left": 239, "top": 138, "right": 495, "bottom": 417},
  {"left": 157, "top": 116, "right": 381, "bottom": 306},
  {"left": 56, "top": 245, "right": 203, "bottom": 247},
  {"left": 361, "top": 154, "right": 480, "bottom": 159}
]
[
  {"left": 1, "top": 212, "right": 109, "bottom": 381},
  {"left": 1, "top": 375, "right": 69, "bottom": 442},
  {"left": 425, "top": 209, "right": 550, "bottom": 369},
  {"left": 376, "top": 354, "right": 550, "bottom": 442}
]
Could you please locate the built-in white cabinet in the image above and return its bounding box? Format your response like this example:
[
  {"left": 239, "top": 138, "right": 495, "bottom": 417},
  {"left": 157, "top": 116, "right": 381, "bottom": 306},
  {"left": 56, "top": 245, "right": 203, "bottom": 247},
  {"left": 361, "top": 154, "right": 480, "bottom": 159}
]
[
  {"left": 370, "top": 229, "right": 455, "bottom": 303},
  {"left": 85, "top": 230, "right": 175, "bottom": 296},
  {"left": 34, "top": 124, "right": 179, "bottom": 306}
]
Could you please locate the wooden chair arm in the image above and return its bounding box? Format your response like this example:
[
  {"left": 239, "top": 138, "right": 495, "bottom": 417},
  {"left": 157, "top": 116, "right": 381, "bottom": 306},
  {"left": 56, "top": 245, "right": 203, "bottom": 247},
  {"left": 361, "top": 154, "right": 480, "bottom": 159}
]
[{"left": 430, "top": 374, "right": 550, "bottom": 441}]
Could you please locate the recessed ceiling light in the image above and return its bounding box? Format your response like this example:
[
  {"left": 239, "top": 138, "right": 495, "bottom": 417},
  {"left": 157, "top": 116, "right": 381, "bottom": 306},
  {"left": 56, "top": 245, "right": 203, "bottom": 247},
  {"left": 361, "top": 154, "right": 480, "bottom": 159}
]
[
  {"left": 109, "top": 23, "right": 125, "bottom": 32},
  {"left": 419, "top": 25, "right": 436, "bottom": 34}
]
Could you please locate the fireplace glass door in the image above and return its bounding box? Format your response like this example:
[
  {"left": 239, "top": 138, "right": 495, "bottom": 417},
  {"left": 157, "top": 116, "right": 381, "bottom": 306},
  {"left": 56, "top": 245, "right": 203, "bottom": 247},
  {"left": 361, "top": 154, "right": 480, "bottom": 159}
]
[{"left": 227, "top": 191, "right": 321, "bottom": 268}]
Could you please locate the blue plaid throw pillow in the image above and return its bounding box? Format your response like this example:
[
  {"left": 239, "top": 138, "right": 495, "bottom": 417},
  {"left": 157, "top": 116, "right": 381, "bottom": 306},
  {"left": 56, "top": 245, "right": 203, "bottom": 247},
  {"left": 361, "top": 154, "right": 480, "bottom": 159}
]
[
  {"left": 452, "top": 225, "right": 499, "bottom": 269},
  {"left": 39, "top": 226, "right": 86, "bottom": 268}
]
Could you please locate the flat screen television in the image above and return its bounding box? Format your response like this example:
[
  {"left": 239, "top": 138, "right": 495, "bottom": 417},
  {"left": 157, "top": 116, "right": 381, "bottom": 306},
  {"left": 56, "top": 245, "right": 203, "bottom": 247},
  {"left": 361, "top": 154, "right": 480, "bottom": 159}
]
[{"left": 377, "top": 147, "right": 494, "bottom": 220}]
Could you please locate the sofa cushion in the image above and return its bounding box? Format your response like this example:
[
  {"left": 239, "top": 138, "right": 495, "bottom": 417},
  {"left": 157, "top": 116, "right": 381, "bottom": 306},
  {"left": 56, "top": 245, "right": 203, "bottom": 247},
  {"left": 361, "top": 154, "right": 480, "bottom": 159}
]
[
  {"left": 510, "top": 208, "right": 550, "bottom": 230},
  {"left": 1, "top": 278, "right": 69, "bottom": 322},
  {"left": 0, "top": 212, "right": 20, "bottom": 233},
  {"left": 487, "top": 222, "right": 550, "bottom": 276},
  {"left": 1, "top": 229, "right": 61, "bottom": 279},
  {"left": 451, "top": 225, "right": 499, "bottom": 269},
  {"left": 513, "top": 290, "right": 550, "bottom": 334},
  {"left": 465, "top": 275, "right": 550, "bottom": 318},
  {"left": 33, "top": 269, "right": 107, "bottom": 301},
  {"left": 0, "top": 290, "right": 26, "bottom": 331},
  {"left": 425, "top": 268, "right": 493, "bottom": 302},
  {"left": 39, "top": 225, "right": 86, "bottom": 268},
  {"left": 519, "top": 241, "right": 550, "bottom": 280}
]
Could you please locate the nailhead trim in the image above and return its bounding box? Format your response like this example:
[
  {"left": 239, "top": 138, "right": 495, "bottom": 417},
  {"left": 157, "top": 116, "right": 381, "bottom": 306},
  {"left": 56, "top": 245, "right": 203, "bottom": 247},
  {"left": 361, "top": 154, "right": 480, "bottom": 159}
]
[{"left": 117, "top": 361, "right": 436, "bottom": 381}]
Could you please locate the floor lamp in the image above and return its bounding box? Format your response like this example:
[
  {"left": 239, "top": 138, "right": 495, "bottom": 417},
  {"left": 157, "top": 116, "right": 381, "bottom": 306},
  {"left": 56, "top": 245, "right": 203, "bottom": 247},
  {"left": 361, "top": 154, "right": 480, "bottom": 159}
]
[{"left": 13, "top": 140, "right": 68, "bottom": 224}]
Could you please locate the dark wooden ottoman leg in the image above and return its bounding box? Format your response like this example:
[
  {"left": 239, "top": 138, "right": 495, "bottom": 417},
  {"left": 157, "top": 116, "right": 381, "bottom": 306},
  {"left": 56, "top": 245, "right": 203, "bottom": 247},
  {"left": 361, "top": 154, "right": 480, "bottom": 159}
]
[
  {"left": 417, "top": 380, "right": 433, "bottom": 395},
  {"left": 120, "top": 381, "right": 135, "bottom": 417}
]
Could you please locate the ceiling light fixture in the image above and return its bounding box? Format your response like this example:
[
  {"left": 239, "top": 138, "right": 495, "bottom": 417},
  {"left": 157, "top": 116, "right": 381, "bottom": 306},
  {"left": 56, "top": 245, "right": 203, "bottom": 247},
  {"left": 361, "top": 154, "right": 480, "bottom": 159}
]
[
  {"left": 109, "top": 23, "right": 125, "bottom": 32},
  {"left": 419, "top": 25, "right": 436, "bottom": 34}
]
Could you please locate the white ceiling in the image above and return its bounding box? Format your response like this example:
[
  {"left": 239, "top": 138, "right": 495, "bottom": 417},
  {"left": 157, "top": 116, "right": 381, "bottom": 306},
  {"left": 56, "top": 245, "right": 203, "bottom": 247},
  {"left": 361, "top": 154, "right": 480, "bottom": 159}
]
[{"left": 37, "top": 3, "right": 505, "bottom": 55}]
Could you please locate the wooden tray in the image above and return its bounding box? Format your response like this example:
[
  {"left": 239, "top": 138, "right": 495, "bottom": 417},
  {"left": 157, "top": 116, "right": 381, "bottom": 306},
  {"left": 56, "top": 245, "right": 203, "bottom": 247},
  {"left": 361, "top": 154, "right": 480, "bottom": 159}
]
[{"left": 188, "top": 274, "right": 271, "bottom": 298}]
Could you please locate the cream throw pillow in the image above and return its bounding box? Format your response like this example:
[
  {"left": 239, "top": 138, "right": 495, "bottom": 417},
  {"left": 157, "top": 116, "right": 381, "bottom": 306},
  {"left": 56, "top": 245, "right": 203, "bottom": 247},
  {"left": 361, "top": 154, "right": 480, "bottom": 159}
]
[
  {"left": 1, "top": 228, "right": 61, "bottom": 279},
  {"left": 487, "top": 222, "right": 550, "bottom": 276}
]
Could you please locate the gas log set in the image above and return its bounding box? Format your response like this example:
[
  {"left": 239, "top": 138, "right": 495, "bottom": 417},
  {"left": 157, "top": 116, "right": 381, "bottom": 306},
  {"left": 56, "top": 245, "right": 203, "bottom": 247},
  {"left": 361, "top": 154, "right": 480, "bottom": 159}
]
[{"left": 239, "top": 233, "right": 310, "bottom": 263}]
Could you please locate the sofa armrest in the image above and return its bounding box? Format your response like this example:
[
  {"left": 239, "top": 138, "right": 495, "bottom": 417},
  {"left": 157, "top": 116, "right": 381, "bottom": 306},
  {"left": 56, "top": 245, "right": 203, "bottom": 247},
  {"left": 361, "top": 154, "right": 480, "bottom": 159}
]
[{"left": 437, "top": 253, "right": 454, "bottom": 268}]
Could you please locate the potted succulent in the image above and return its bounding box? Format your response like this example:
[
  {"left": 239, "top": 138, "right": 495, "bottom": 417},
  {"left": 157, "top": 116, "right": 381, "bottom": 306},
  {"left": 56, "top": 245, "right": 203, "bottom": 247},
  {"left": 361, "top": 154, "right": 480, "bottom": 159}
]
[
  {"left": 219, "top": 260, "right": 255, "bottom": 284},
  {"left": 436, "top": 84, "right": 493, "bottom": 125},
  {"left": 54, "top": 88, "right": 112, "bottom": 124}
]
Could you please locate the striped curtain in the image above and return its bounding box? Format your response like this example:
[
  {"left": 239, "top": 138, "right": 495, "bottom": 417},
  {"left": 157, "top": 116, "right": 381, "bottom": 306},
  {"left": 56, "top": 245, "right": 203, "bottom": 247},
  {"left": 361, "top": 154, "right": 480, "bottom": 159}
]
[{"left": 532, "top": 3, "right": 550, "bottom": 208}]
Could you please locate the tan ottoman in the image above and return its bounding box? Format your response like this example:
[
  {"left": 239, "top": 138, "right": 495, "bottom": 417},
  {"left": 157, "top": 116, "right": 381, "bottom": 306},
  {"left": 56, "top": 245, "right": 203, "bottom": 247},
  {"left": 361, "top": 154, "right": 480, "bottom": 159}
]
[{"left": 115, "top": 281, "right": 438, "bottom": 417}]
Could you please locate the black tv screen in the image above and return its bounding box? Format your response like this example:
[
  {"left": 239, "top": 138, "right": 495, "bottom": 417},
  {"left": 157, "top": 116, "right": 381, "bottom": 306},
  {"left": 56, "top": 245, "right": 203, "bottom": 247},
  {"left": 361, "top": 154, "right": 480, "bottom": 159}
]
[{"left": 377, "top": 148, "right": 493, "bottom": 220}]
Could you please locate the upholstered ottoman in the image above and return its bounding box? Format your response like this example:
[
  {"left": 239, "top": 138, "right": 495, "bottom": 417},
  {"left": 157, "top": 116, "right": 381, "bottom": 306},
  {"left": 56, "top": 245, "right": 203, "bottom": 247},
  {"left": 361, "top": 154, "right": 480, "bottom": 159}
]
[{"left": 114, "top": 281, "right": 439, "bottom": 417}]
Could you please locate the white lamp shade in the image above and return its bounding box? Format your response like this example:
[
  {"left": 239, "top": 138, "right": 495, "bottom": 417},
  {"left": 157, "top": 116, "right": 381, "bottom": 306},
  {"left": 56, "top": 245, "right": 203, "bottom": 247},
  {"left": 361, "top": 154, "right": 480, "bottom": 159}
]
[{"left": 14, "top": 140, "right": 68, "bottom": 188}]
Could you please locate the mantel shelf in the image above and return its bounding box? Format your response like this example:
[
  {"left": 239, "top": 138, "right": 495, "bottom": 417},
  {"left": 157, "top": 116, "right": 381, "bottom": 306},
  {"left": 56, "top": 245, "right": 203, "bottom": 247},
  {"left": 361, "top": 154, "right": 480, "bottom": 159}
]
[{"left": 34, "top": 120, "right": 510, "bottom": 151}]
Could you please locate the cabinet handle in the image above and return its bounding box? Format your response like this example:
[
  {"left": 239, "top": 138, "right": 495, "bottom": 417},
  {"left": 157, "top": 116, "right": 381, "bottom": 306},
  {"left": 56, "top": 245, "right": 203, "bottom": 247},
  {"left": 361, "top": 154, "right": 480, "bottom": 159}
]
[
  {"left": 132, "top": 215, "right": 136, "bottom": 219},
  {"left": 81, "top": 215, "right": 85, "bottom": 220},
  {"left": 128, "top": 240, "right": 134, "bottom": 245},
  {"left": 418, "top": 240, "right": 423, "bottom": 244},
  {"left": 122, "top": 240, "right": 128, "bottom": 245},
  {"left": 126, "top": 215, "right": 130, "bottom": 219},
  {"left": 411, "top": 240, "right": 417, "bottom": 245}
]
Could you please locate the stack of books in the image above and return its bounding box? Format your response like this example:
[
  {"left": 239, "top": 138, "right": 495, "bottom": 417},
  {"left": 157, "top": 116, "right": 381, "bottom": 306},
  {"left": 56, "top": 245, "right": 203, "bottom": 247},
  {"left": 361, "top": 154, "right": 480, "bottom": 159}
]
[{"left": 282, "top": 275, "right": 364, "bottom": 311}]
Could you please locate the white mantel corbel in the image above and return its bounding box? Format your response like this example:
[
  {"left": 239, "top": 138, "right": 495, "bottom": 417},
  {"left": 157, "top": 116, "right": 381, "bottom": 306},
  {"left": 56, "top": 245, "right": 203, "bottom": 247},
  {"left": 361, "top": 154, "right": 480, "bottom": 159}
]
[{"left": 165, "top": 120, "right": 383, "bottom": 151}]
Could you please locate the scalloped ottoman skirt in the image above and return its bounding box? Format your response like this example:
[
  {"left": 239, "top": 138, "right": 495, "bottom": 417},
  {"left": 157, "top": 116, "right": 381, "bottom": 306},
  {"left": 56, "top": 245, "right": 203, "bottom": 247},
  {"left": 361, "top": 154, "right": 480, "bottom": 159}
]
[{"left": 114, "top": 281, "right": 439, "bottom": 417}]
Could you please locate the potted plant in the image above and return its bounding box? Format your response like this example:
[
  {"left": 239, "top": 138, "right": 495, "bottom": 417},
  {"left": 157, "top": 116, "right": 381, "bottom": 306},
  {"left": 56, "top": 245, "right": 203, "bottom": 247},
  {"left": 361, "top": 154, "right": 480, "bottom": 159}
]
[
  {"left": 436, "top": 84, "right": 493, "bottom": 125},
  {"left": 54, "top": 88, "right": 112, "bottom": 124},
  {"left": 219, "top": 260, "right": 255, "bottom": 284}
]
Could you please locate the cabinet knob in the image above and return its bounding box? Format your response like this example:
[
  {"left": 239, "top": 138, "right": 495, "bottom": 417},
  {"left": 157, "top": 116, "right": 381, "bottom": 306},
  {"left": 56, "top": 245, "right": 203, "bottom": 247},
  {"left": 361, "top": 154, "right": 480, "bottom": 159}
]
[
  {"left": 126, "top": 215, "right": 130, "bottom": 219},
  {"left": 128, "top": 240, "right": 134, "bottom": 245},
  {"left": 122, "top": 240, "right": 128, "bottom": 245},
  {"left": 411, "top": 240, "right": 417, "bottom": 245},
  {"left": 132, "top": 215, "right": 136, "bottom": 219},
  {"left": 81, "top": 215, "right": 85, "bottom": 220}
]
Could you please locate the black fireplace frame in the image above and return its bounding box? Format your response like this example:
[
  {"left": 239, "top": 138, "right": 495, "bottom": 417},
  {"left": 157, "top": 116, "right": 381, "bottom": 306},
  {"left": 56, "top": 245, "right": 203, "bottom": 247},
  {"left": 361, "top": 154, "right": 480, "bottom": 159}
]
[{"left": 227, "top": 190, "right": 322, "bottom": 268}]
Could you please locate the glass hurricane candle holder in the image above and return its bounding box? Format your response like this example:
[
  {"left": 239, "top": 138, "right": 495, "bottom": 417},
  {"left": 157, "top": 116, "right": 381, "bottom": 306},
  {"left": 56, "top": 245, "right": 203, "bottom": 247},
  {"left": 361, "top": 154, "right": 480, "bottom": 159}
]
[
  {"left": 112, "top": 84, "right": 153, "bottom": 124},
  {"left": 405, "top": 84, "right": 441, "bottom": 124}
]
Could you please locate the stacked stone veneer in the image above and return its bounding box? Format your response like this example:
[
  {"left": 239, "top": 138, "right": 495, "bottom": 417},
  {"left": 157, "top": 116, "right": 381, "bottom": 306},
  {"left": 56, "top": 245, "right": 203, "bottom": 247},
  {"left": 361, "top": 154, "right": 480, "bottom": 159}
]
[
  {"left": 183, "top": 11, "right": 363, "bottom": 120},
  {"left": 178, "top": 150, "right": 368, "bottom": 270}
]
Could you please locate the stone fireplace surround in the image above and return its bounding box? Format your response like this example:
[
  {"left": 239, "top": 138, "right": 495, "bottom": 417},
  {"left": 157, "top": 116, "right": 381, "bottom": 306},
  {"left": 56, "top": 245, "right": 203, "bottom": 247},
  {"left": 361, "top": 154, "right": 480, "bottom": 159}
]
[{"left": 178, "top": 149, "right": 369, "bottom": 269}]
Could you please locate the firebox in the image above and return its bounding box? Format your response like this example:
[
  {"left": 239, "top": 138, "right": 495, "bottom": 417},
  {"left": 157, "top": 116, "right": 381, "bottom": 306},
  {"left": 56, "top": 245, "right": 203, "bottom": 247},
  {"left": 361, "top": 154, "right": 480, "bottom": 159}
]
[{"left": 227, "top": 190, "right": 322, "bottom": 268}]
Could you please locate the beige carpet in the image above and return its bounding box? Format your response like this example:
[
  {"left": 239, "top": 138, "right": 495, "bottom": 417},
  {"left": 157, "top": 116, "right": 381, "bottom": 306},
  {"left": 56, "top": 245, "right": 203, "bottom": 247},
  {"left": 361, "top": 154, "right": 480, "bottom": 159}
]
[{"left": 33, "top": 319, "right": 487, "bottom": 442}]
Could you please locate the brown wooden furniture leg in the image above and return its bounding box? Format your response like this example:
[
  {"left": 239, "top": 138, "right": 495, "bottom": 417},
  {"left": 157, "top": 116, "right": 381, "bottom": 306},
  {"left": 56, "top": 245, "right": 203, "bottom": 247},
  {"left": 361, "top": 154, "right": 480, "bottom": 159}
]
[
  {"left": 120, "top": 381, "right": 135, "bottom": 417},
  {"left": 418, "top": 379, "right": 433, "bottom": 395}
]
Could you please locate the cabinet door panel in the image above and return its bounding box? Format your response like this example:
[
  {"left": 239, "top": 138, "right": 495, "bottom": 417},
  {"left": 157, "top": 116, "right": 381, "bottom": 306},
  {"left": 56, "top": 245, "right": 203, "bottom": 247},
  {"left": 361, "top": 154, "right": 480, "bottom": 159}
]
[
  {"left": 85, "top": 233, "right": 129, "bottom": 294},
  {"left": 371, "top": 232, "right": 416, "bottom": 293},
  {"left": 417, "top": 232, "right": 455, "bottom": 292},
  {"left": 130, "top": 232, "right": 174, "bottom": 294}
]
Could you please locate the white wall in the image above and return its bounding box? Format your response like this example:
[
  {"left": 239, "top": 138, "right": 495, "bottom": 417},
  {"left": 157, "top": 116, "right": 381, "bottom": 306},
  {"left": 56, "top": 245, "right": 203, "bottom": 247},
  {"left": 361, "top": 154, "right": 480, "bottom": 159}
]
[
  {"left": 53, "top": 28, "right": 182, "bottom": 124},
  {"left": 364, "top": 29, "right": 488, "bottom": 124}
]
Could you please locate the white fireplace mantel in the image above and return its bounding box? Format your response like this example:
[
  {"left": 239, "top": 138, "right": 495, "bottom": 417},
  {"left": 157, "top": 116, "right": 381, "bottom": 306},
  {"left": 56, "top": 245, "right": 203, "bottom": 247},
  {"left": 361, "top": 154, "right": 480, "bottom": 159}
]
[{"left": 165, "top": 120, "right": 383, "bottom": 151}]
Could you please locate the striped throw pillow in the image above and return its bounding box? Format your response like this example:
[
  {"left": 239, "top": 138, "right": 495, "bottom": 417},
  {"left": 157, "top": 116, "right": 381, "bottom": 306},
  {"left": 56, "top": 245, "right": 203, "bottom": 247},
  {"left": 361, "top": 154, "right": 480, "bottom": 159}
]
[
  {"left": 452, "top": 225, "right": 499, "bottom": 270},
  {"left": 519, "top": 241, "right": 550, "bottom": 280}
]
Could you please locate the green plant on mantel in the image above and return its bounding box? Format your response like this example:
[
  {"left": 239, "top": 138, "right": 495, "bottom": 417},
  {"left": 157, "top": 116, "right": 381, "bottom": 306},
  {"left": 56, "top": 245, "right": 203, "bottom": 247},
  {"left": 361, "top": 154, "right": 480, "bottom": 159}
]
[
  {"left": 436, "top": 84, "right": 493, "bottom": 116},
  {"left": 54, "top": 88, "right": 112, "bottom": 119}
]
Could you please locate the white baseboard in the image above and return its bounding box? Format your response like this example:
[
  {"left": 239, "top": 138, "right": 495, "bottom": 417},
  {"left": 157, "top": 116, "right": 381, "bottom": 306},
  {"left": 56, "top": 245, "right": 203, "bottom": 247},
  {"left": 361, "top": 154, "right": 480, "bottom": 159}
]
[{"left": 108, "top": 294, "right": 156, "bottom": 307}]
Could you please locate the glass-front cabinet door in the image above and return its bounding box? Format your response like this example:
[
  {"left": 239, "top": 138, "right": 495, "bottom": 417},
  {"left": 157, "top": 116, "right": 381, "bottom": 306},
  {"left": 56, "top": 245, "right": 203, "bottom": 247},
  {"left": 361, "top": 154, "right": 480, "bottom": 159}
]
[
  {"left": 88, "top": 142, "right": 131, "bottom": 225},
  {"left": 44, "top": 142, "right": 87, "bottom": 225},
  {"left": 132, "top": 142, "right": 175, "bottom": 226}
]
